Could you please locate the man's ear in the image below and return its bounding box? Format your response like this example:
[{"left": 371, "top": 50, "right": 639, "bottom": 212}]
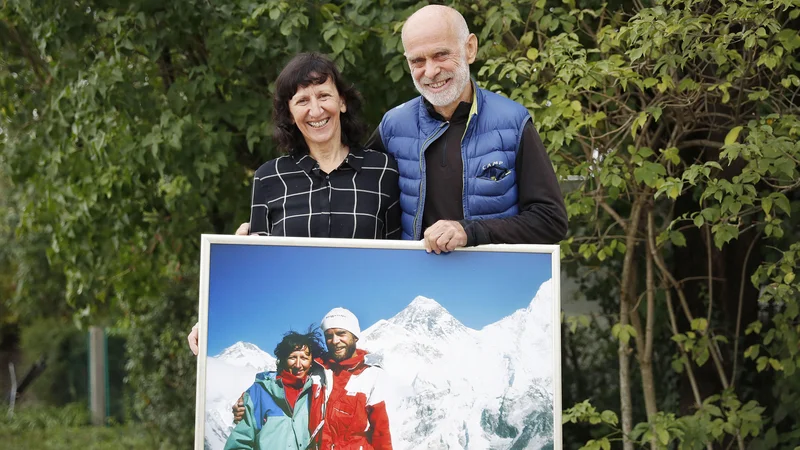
[{"left": 465, "top": 33, "right": 478, "bottom": 64}]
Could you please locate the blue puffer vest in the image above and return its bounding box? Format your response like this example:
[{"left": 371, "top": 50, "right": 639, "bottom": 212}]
[{"left": 378, "top": 85, "right": 531, "bottom": 240}]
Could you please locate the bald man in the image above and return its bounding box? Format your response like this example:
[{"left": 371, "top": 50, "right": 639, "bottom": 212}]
[{"left": 365, "top": 5, "right": 568, "bottom": 253}]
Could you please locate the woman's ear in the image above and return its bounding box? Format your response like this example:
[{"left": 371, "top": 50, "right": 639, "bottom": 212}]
[{"left": 340, "top": 100, "right": 347, "bottom": 114}]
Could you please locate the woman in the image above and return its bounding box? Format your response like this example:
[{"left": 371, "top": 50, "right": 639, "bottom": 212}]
[
  {"left": 223, "top": 330, "right": 327, "bottom": 450},
  {"left": 247, "top": 52, "right": 401, "bottom": 239},
  {"left": 188, "top": 52, "right": 400, "bottom": 355}
]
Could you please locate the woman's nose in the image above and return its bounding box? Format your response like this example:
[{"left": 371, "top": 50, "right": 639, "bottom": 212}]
[{"left": 308, "top": 99, "right": 323, "bottom": 117}]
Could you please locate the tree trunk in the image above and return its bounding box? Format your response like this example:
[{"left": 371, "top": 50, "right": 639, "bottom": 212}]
[{"left": 618, "top": 197, "right": 644, "bottom": 450}]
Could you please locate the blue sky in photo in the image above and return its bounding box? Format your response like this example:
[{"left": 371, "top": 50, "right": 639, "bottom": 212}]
[{"left": 206, "top": 243, "right": 553, "bottom": 356}]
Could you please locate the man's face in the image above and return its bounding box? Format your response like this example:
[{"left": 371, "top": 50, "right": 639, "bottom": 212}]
[
  {"left": 403, "top": 26, "right": 475, "bottom": 108},
  {"left": 324, "top": 328, "right": 357, "bottom": 361}
]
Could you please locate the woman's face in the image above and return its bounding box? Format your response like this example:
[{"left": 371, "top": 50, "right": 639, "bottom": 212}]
[
  {"left": 285, "top": 345, "right": 312, "bottom": 377},
  {"left": 288, "top": 76, "right": 347, "bottom": 151}
]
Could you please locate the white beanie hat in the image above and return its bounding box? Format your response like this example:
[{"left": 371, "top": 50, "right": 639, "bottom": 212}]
[{"left": 321, "top": 307, "right": 361, "bottom": 339}]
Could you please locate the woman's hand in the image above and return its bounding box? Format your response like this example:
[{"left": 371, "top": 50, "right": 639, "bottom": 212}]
[{"left": 235, "top": 223, "right": 250, "bottom": 235}]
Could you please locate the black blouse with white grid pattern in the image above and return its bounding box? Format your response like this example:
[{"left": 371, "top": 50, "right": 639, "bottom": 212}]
[{"left": 249, "top": 148, "right": 401, "bottom": 240}]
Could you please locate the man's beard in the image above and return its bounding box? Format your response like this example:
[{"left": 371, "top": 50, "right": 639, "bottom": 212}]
[
  {"left": 330, "top": 344, "right": 356, "bottom": 362},
  {"left": 413, "top": 56, "right": 471, "bottom": 107}
]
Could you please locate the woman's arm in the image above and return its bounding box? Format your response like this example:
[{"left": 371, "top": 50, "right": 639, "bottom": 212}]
[{"left": 249, "top": 172, "right": 271, "bottom": 236}]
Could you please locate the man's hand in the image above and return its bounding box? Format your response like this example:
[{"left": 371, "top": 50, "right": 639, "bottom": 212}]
[
  {"left": 232, "top": 393, "right": 245, "bottom": 424},
  {"left": 423, "top": 220, "right": 467, "bottom": 254},
  {"left": 188, "top": 323, "right": 199, "bottom": 356},
  {"left": 235, "top": 222, "right": 250, "bottom": 236}
]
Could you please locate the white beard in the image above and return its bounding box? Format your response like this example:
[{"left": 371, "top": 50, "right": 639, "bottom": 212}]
[{"left": 413, "top": 57, "right": 471, "bottom": 107}]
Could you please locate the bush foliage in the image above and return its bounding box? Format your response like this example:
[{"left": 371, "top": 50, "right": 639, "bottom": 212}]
[{"left": 1, "top": 0, "right": 798, "bottom": 448}]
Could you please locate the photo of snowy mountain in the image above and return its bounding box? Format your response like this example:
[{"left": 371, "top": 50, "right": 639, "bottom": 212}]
[
  {"left": 203, "top": 278, "right": 555, "bottom": 450},
  {"left": 197, "top": 239, "right": 560, "bottom": 450}
]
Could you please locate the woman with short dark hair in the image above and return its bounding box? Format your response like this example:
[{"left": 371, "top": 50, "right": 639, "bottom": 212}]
[{"left": 224, "top": 330, "right": 326, "bottom": 450}]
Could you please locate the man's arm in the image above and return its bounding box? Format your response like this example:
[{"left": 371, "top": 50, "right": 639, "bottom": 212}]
[
  {"left": 363, "top": 125, "right": 386, "bottom": 152},
  {"left": 223, "top": 392, "right": 257, "bottom": 450},
  {"left": 383, "top": 156, "right": 402, "bottom": 240},
  {"left": 459, "top": 122, "right": 568, "bottom": 245}
]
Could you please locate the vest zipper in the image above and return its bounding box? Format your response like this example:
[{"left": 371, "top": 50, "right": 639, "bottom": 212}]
[
  {"left": 413, "top": 122, "right": 448, "bottom": 239},
  {"left": 461, "top": 111, "right": 477, "bottom": 219}
]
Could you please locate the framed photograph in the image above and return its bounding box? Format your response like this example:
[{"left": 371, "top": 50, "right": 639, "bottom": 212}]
[{"left": 194, "top": 235, "right": 561, "bottom": 450}]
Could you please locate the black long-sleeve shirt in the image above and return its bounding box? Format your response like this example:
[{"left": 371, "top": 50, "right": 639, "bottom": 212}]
[{"left": 364, "top": 99, "right": 567, "bottom": 246}]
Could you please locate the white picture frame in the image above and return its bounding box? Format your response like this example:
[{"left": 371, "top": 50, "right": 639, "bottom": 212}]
[{"left": 194, "top": 235, "right": 561, "bottom": 450}]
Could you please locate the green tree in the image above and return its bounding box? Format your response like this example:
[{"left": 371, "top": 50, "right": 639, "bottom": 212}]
[{"left": 476, "top": 0, "right": 799, "bottom": 448}]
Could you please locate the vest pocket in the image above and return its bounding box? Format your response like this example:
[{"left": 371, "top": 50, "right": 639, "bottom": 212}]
[{"left": 474, "top": 168, "right": 515, "bottom": 197}]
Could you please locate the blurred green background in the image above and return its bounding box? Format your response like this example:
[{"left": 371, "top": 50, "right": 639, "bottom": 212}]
[{"left": 1, "top": 0, "right": 799, "bottom": 448}]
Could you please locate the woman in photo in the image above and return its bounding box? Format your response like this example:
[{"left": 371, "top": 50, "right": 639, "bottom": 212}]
[{"left": 223, "top": 330, "right": 326, "bottom": 450}]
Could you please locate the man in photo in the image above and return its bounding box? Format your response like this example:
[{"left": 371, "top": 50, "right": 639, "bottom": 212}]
[{"left": 231, "top": 307, "right": 393, "bottom": 450}]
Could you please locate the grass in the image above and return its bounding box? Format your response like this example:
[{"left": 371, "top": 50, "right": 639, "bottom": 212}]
[{"left": 0, "top": 403, "right": 177, "bottom": 449}]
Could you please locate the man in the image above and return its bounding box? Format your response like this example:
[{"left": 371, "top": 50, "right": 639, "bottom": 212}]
[
  {"left": 366, "top": 4, "right": 567, "bottom": 254},
  {"left": 231, "top": 308, "right": 393, "bottom": 450}
]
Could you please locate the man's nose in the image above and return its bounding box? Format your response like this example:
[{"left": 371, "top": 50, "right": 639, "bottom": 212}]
[{"left": 423, "top": 60, "right": 440, "bottom": 80}]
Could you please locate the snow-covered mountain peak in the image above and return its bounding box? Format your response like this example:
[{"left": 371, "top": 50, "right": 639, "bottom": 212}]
[
  {"left": 408, "top": 295, "right": 443, "bottom": 309},
  {"left": 388, "top": 296, "right": 473, "bottom": 341},
  {"left": 213, "top": 341, "right": 276, "bottom": 371},
  {"left": 215, "top": 341, "right": 261, "bottom": 358}
]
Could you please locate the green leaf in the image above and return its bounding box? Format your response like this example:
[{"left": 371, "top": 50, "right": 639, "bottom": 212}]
[
  {"left": 691, "top": 318, "right": 708, "bottom": 331},
  {"left": 725, "top": 126, "right": 743, "bottom": 145},
  {"left": 526, "top": 48, "right": 539, "bottom": 60},
  {"left": 331, "top": 35, "right": 346, "bottom": 54},
  {"left": 694, "top": 214, "right": 705, "bottom": 228},
  {"left": 773, "top": 194, "right": 791, "bottom": 215},
  {"left": 669, "top": 231, "right": 687, "bottom": 247},
  {"left": 657, "top": 428, "right": 670, "bottom": 445},
  {"left": 763, "top": 197, "right": 773, "bottom": 215}
]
